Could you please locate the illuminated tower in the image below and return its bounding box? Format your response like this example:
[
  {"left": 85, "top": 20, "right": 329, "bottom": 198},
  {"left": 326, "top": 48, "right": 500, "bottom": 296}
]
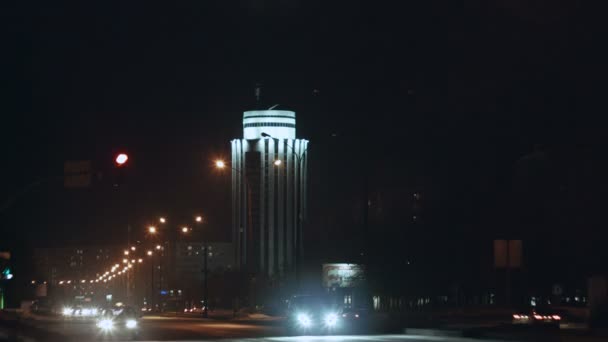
[{"left": 231, "top": 109, "right": 308, "bottom": 278}]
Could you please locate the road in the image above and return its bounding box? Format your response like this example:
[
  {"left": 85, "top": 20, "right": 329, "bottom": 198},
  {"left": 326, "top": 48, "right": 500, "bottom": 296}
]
[
  {"left": 14, "top": 315, "right": 281, "bottom": 341},
  {"left": 4, "top": 315, "right": 607, "bottom": 342},
  {"left": 4, "top": 315, "right": 494, "bottom": 342}
]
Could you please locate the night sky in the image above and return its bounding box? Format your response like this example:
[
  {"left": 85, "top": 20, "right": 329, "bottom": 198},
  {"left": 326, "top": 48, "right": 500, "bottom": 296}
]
[{"left": 2, "top": 2, "right": 607, "bottom": 281}]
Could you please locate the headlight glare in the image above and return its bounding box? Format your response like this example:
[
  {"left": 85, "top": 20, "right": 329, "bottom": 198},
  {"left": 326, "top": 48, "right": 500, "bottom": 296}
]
[
  {"left": 297, "top": 313, "right": 312, "bottom": 327},
  {"left": 126, "top": 319, "right": 137, "bottom": 329},
  {"left": 324, "top": 313, "right": 338, "bottom": 327},
  {"left": 97, "top": 319, "right": 114, "bottom": 331}
]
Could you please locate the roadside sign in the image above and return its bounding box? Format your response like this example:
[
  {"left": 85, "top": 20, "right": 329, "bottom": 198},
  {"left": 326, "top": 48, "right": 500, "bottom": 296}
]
[{"left": 494, "top": 240, "right": 522, "bottom": 269}]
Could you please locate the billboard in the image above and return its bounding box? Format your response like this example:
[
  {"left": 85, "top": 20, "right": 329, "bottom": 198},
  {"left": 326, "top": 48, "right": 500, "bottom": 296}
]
[{"left": 322, "top": 263, "right": 365, "bottom": 288}]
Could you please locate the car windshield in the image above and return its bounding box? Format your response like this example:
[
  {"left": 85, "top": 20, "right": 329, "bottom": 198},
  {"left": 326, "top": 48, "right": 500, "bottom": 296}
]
[
  {"left": 289, "top": 296, "right": 332, "bottom": 311},
  {"left": 3, "top": 2, "right": 602, "bottom": 342}
]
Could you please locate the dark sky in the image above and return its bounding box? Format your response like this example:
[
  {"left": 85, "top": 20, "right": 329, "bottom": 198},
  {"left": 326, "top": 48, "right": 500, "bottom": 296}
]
[{"left": 2, "top": 1, "right": 606, "bottom": 275}]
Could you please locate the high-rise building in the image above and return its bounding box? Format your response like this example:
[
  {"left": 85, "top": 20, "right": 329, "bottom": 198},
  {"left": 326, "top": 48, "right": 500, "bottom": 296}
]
[{"left": 231, "top": 109, "right": 308, "bottom": 278}]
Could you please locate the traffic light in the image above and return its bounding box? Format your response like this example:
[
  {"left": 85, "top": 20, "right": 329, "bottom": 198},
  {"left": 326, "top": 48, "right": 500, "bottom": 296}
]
[
  {"left": 1, "top": 267, "right": 12, "bottom": 280},
  {"left": 115, "top": 153, "right": 129, "bottom": 167},
  {"left": 113, "top": 152, "right": 130, "bottom": 187}
]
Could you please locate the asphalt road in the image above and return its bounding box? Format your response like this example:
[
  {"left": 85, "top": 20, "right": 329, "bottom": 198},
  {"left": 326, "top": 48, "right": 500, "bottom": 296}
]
[
  {"left": 9, "top": 316, "right": 497, "bottom": 342},
  {"left": 6, "top": 315, "right": 607, "bottom": 342}
]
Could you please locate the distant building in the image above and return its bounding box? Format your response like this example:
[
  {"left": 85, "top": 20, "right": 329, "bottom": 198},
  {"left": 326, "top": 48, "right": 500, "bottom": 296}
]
[
  {"left": 33, "top": 242, "right": 234, "bottom": 305},
  {"left": 231, "top": 109, "right": 309, "bottom": 278},
  {"left": 172, "top": 242, "right": 233, "bottom": 283},
  {"left": 33, "top": 246, "right": 119, "bottom": 285}
]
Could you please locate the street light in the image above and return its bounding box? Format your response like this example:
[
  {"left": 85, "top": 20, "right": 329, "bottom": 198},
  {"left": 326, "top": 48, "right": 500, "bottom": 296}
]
[
  {"left": 148, "top": 226, "right": 157, "bottom": 234},
  {"left": 159, "top": 217, "right": 166, "bottom": 224},
  {"left": 195, "top": 216, "right": 203, "bottom": 223},
  {"left": 156, "top": 245, "right": 162, "bottom": 250},
  {"left": 181, "top": 227, "right": 189, "bottom": 234},
  {"left": 131, "top": 246, "right": 136, "bottom": 251},
  {"left": 215, "top": 160, "right": 226, "bottom": 169},
  {"left": 124, "top": 250, "right": 129, "bottom": 255},
  {"left": 147, "top": 250, "right": 153, "bottom": 256},
  {"left": 273, "top": 159, "right": 282, "bottom": 166}
]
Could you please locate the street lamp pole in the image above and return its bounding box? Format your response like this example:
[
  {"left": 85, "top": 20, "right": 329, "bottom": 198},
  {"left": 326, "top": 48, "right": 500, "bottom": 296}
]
[
  {"left": 195, "top": 216, "right": 209, "bottom": 318},
  {"left": 216, "top": 160, "right": 253, "bottom": 311},
  {"left": 215, "top": 161, "right": 251, "bottom": 271},
  {"left": 203, "top": 238, "right": 208, "bottom": 318}
]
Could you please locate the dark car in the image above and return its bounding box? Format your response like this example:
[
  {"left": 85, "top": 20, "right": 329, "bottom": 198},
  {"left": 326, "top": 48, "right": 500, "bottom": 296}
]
[
  {"left": 285, "top": 295, "right": 342, "bottom": 335},
  {"left": 340, "top": 307, "right": 371, "bottom": 333},
  {"left": 512, "top": 306, "right": 562, "bottom": 327},
  {"left": 341, "top": 307, "right": 368, "bottom": 320},
  {"left": 96, "top": 306, "right": 140, "bottom": 339}
]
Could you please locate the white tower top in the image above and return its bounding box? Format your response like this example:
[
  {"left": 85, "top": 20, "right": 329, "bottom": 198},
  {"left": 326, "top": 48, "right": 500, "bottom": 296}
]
[{"left": 243, "top": 110, "right": 296, "bottom": 140}]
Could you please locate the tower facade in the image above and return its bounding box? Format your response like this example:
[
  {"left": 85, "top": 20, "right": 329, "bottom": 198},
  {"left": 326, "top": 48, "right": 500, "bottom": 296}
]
[{"left": 231, "top": 110, "right": 308, "bottom": 278}]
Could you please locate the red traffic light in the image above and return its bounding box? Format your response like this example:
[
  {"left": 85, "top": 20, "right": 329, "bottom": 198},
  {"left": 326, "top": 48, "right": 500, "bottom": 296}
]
[{"left": 115, "top": 153, "right": 129, "bottom": 166}]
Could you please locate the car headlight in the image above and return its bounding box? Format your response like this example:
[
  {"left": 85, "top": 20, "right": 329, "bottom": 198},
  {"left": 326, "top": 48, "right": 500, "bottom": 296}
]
[
  {"left": 126, "top": 319, "right": 137, "bottom": 329},
  {"left": 297, "top": 313, "right": 312, "bottom": 327},
  {"left": 62, "top": 307, "right": 73, "bottom": 316},
  {"left": 97, "top": 319, "right": 114, "bottom": 331},
  {"left": 324, "top": 313, "right": 338, "bottom": 327}
]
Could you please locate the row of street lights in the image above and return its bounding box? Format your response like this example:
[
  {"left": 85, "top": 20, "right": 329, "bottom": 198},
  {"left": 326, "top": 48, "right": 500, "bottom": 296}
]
[
  {"left": 143, "top": 215, "right": 207, "bottom": 316},
  {"left": 90, "top": 214, "right": 209, "bottom": 316}
]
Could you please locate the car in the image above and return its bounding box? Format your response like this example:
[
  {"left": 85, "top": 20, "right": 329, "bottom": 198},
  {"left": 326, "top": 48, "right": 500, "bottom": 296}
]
[
  {"left": 62, "top": 305, "right": 99, "bottom": 319},
  {"left": 512, "top": 306, "right": 562, "bottom": 327},
  {"left": 95, "top": 306, "right": 140, "bottom": 339},
  {"left": 183, "top": 306, "right": 206, "bottom": 313},
  {"left": 341, "top": 307, "right": 367, "bottom": 320},
  {"left": 340, "top": 307, "right": 370, "bottom": 333},
  {"left": 285, "top": 295, "right": 342, "bottom": 335}
]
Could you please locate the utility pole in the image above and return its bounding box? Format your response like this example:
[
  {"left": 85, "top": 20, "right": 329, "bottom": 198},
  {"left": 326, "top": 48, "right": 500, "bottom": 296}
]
[
  {"left": 203, "top": 241, "right": 208, "bottom": 318},
  {"left": 127, "top": 225, "right": 131, "bottom": 303}
]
